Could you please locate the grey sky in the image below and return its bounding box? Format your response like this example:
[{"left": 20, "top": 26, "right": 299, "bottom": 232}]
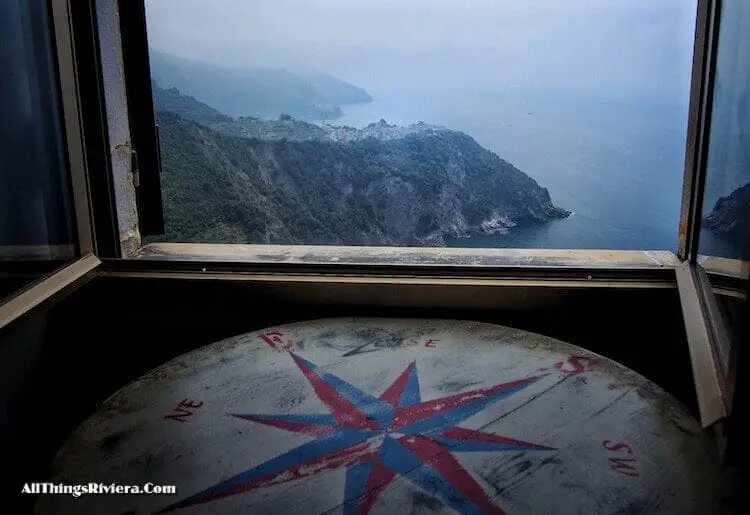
[{"left": 145, "top": 0, "right": 697, "bottom": 101}]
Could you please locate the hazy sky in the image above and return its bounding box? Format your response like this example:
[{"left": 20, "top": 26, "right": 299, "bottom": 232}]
[{"left": 145, "top": 0, "right": 697, "bottom": 102}]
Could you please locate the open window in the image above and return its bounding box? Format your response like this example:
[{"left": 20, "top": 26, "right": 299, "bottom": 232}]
[
  {"left": 2, "top": 3, "right": 750, "bottom": 507},
  {"left": 96, "top": 1, "right": 695, "bottom": 268},
  {"left": 1, "top": 0, "right": 749, "bottom": 464},
  {"left": 673, "top": 0, "right": 749, "bottom": 431},
  {"left": 102, "top": 0, "right": 747, "bottom": 440},
  {"left": 0, "top": 0, "right": 103, "bottom": 329}
]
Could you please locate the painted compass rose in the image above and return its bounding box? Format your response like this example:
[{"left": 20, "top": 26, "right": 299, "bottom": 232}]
[{"left": 160, "top": 353, "right": 553, "bottom": 514}]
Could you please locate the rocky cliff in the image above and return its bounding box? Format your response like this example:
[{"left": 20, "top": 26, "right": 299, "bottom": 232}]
[{"left": 703, "top": 182, "right": 750, "bottom": 239}]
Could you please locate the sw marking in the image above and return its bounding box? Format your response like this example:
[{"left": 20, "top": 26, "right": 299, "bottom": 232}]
[{"left": 603, "top": 440, "right": 640, "bottom": 477}]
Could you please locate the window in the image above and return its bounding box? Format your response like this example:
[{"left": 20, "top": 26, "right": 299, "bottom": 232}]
[
  {"left": 698, "top": 0, "right": 750, "bottom": 269},
  {"left": 0, "top": 0, "right": 78, "bottom": 302},
  {"left": 0, "top": 0, "right": 747, "bottom": 479},
  {"left": 694, "top": 0, "right": 750, "bottom": 424},
  {"left": 133, "top": 0, "right": 698, "bottom": 255},
  {"left": 0, "top": 0, "right": 103, "bottom": 331},
  {"left": 95, "top": 0, "right": 745, "bottom": 432},
  {"left": 0, "top": 0, "right": 747, "bottom": 464}
]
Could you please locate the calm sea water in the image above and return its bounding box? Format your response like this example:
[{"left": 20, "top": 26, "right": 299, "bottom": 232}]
[{"left": 334, "top": 86, "right": 735, "bottom": 255}]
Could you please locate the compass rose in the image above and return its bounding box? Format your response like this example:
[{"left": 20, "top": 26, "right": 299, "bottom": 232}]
[{"left": 160, "top": 353, "right": 553, "bottom": 514}]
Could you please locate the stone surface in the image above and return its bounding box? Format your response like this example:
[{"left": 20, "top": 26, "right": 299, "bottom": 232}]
[{"left": 36, "top": 318, "right": 725, "bottom": 514}]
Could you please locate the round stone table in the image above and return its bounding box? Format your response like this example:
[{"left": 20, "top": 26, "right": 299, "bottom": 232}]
[{"left": 36, "top": 318, "right": 726, "bottom": 514}]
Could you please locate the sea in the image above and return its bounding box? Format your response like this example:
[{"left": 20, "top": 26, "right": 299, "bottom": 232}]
[{"left": 332, "top": 86, "right": 738, "bottom": 257}]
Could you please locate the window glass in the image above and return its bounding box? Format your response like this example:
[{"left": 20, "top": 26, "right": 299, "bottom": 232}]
[
  {"left": 699, "top": 0, "right": 750, "bottom": 263},
  {"left": 695, "top": 0, "right": 750, "bottom": 383},
  {"left": 143, "top": 0, "right": 696, "bottom": 250},
  {"left": 0, "top": 0, "right": 77, "bottom": 301}
]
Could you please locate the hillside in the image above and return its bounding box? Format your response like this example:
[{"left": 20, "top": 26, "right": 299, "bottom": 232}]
[
  {"left": 149, "top": 85, "right": 474, "bottom": 144},
  {"left": 148, "top": 50, "right": 371, "bottom": 121},
  {"left": 151, "top": 81, "right": 232, "bottom": 125},
  {"left": 152, "top": 86, "right": 570, "bottom": 246}
]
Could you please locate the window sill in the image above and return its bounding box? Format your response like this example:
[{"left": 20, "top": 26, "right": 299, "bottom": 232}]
[
  {"left": 134, "top": 243, "right": 679, "bottom": 269},
  {"left": 698, "top": 255, "right": 747, "bottom": 278},
  {"left": 104, "top": 244, "right": 681, "bottom": 290}
]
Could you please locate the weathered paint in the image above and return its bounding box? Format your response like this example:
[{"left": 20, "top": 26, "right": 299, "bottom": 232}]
[
  {"left": 697, "top": 254, "right": 747, "bottom": 278},
  {"left": 135, "top": 243, "right": 680, "bottom": 269},
  {"left": 95, "top": 0, "right": 140, "bottom": 255},
  {"left": 36, "top": 319, "right": 728, "bottom": 514}
]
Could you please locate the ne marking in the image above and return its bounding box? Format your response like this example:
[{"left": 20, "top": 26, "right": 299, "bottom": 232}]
[{"left": 165, "top": 399, "right": 204, "bottom": 423}]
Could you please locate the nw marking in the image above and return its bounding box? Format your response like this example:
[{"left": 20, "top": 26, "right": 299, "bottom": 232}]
[
  {"left": 603, "top": 440, "right": 639, "bottom": 477},
  {"left": 165, "top": 399, "right": 204, "bottom": 423},
  {"left": 553, "top": 356, "right": 595, "bottom": 375}
]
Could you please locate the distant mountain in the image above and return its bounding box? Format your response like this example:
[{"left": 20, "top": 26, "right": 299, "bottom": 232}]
[
  {"left": 299, "top": 71, "right": 373, "bottom": 105},
  {"left": 151, "top": 84, "right": 570, "bottom": 246},
  {"left": 148, "top": 50, "right": 371, "bottom": 121}
]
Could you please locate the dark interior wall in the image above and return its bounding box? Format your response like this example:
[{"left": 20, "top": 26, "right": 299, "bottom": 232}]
[
  {"left": 1, "top": 276, "right": 694, "bottom": 512},
  {"left": 1, "top": 307, "right": 52, "bottom": 504}
]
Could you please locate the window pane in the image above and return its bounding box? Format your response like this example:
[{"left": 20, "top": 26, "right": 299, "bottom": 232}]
[
  {"left": 697, "top": 0, "right": 750, "bottom": 382},
  {"left": 0, "top": 0, "right": 77, "bottom": 301},
  {"left": 699, "top": 0, "right": 750, "bottom": 262},
  {"left": 143, "top": 1, "right": 695, "bottom": 250}
]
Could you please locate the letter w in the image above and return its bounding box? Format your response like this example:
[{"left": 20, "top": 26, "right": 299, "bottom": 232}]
[{"left": 609, "top": 457, "right": 639, "bottom": 477}]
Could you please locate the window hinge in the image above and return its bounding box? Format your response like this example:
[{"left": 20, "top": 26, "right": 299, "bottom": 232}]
[{"left": 131, "top": 149, "right": 140, "bottom": 188}]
